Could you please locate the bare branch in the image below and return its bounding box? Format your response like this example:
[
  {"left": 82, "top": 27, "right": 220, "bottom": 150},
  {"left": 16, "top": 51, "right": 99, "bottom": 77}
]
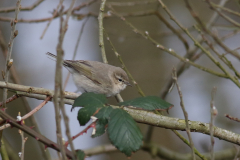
[
  {"left": 225, "top": 114, "right": 240, "bottom": 122},
  {"left": 210, "top": 87, "right": 217, "bottom": 160},
  {"left": 107, "top": 0, "right": 157, "bottom": 6},
  {"left": 1, "top": 81, "right": 240, "bottom": 146},
  {"left": 0, "top": 0, "right": 98, "bottom": 23},
  {"left": 21, "top": 96, "right": 51, "bottom": 120},
  {"left": 54, "top": 0, "right": 76, "bottom": 159},
  {"left": 0, "top": 110, "right": 74, "bottom": 159},
  {"left": 0, "top": 94, "right": 19, "bottom": 107},
  {"left": 64, "top": 17, "right": 89, "bottom": 89},
  {"left": 184, "top": 0, "right": 240, "bottom": 61},
  {"left": 172, "top": 67, "right": 196, "bottom": 160},
  {"left": 0, "top": 81, "right": 78, "bottom": 99},
  {"left": 40, "top": 1, "right": 64, "bottom": 39},
  {"left": 2, "top": 0, "right": 22, "bottom": 108},
  {"left": 98, "top": 0, "right": 108, "bottom": 64},
  {"left": 104, "top": 30, "right": 145, "bottom": 97},
  {"left": 0, "top": 0, "right": 44, "bottom": 13}
]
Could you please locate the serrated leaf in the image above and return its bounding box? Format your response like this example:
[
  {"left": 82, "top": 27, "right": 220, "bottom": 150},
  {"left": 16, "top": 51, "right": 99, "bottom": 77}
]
[
  {"left": 119, "top": 96, "right": 173, "bottom": 111},
  {"left": 92, "top": 122, "right": 106, "bottom": 138},
  {"left": 72, "top": 92, "right": 107, "bottom": 110},
  {"left": 108, "top": 108, "right": 143, "bottom": 156},
  {"left": 92, "top": 106, "right": 114, "bottom": 138},
  {"left": 76, "top": 150, "right": 85, "bottom": 160},
  {"left": 95, "top": 106, "right": 114, "bottom": 124},
  {"left": 77, "top": 106, "right": 102, "bottom": 126}
]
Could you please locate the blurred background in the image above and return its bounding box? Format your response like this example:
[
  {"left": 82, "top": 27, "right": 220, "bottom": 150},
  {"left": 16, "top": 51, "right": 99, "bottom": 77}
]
[{"left": 0, "top": 0, "right": 240, "bottom": 159}]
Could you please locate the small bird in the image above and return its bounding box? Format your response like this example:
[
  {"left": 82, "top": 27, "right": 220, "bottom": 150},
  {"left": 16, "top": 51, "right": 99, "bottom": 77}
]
[{"left": 46, "top": 52, "right": 131, "bottom": 97}]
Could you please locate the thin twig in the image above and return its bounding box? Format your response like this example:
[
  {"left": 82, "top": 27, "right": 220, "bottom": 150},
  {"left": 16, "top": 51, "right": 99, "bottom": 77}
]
[
  {"left": 55, "top": 0, "right": 77, "bottom": 159},
  {"left": 171, "top": 130, "right": 207, "bottom": 160},
  {"left": 63, "top": 17, "right": 89, "bottom": 89},
  {"left": 107, "top": 0, "right": 157, "bottom": 6},
  {"left": 199, "top": 31, "right": 240, "bottom": 78},
  {"left": 157, "top": 0, "right": 240, "bottom": 89},
  {"left": 0, "top": 94, "right": 19, "bottom": 107},
  {"left": 210, "top": 87, "right": 217, "bottom": 160},
  {"left": 0, "top": 109, "right": 74, "bottom": 159},
  {"left": 2, "top": 0, "right": 22, "bottom": 108},
  {"left": 21, "top": 96, "right": 51, "bottom": 120},
  {"left": 0, "top": 0, "right": 98, "bottom": 23},
  {"left": 19, "top": 120, "right": 28, "bottom": 160},
  {"left": 0, "top": 0, "right": 44, "bottom": 13},
  {"left": 1, "top": 0, "right": 21, "bottom": 155},
  {"left": 211, "top": 2, "right": 240, "bottom": 17},
  {"left": 184, "top": 0, "right": 240, "bottom": 61},
  {"left": 225, "top": 114, "right": 240, "bottom": 122},
  {"left": 155, "top": 11, "right": 189, "bottom": 51},
  {"left": 99, "top": 0, "right": 124, "bottom": 103},
  {"left": 159, "top": 0, "right": 240, "bottom": 88},
  {"left": 205, "top": 0, "right": 240, "bottom": 28},
  {"left": 234, "top": 145, "right": 240, "bottom": 160},
  {"left": 54, "top": 2, "right": 66, "bottom": 159},
  {"left": 40, "top": 0, "right": 64, "bottom": 39},
  {"left": 159, "top": 0, "right": 229, "bottom": 99},
  {"left": 64, "top": 121, "right": 96, "bottom": 147},
  {"left": 104, "top": 30, "right": 145, "bottom": 97},
  {"left": 0, "top": 96, "right": 51, "bottom": 131},
  {"left": 0, "top": 29, "right": 51, "bottom": 160},
  {"left": 109, "top": 8, "right": 228, "bottom": 78},
  {"left": 99, "top": 0, "right": 108, "bottom": 64},
  {"left": 172, "top": 67, "right": 196, "bottom": 160},
  {"left": 0, "top": 124, "right": 10, "bottom": 131}
]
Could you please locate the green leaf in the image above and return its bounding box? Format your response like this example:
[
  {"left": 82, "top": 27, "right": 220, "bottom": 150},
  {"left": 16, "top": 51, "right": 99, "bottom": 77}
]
[
  {"left": 92, "top": 106, "right": 114, "bottom": 138},
  {"left": 77, "top": 106, "right": 101, "bottom": 126},
  {"left": 76, "top": 150, "right": 85, "bottom": 160},
  {"left": 108, "top": 108, "right": 143, "bottom": 156},
  {"left": 95, "top": 106, "right": 114, "bottom": 124},
  {"left": 92, "top": 122, "right": 106, "bottom": 138},
  {"left": 72, "top": 92, "right": 107, "bottom": 110},
  {"left": 119, "top": 96, "right": 173, "bottom": 111}
]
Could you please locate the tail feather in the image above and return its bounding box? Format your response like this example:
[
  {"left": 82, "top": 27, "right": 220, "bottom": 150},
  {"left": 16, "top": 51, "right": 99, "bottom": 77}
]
[
  {"left": 46, "top": 52, "right": 57, "bottom": 59},
  {"left": 46, "top": 52, "right": 69, "bottom": 68}
]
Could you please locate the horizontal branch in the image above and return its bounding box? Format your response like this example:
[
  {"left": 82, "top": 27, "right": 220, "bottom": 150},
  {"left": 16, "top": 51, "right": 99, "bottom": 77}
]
[
  {"left": 124, "top": 107, "right": 240, "bottom": 146},
  {"left": 0, "top": 0, "right": 98, "bottom": 23},
  {"left": 0, "top": 81, "right": 78, "bottom": 99},
  {"left": 0, "top": 0, "right": 44, "bottom": 13},
  {"left": 107, "top": 0, "right": 157, "bottom": 6},
  {"left": 1, "top": 81, "right": 240, "bottom": 146},
  {"left": 16, "top": 91, "right": 74, "bottom": 105},
  {"left": 84, "top": 144, "right": 239, "bottom": 160}
]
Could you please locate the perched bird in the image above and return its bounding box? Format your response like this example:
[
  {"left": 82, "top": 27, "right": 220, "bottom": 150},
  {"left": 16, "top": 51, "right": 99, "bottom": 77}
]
[{"left": 46, "top": 52, "right": 131, "bottom": 97}]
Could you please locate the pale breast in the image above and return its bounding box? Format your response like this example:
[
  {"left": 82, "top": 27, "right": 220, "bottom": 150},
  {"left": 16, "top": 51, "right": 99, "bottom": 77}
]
[{"left": 72, "top": 73, "right": 113, "bottom": 96}]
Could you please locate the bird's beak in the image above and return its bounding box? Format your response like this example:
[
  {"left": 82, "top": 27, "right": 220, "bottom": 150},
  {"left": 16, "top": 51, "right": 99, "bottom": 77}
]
[{"left": 125, "top": 81, "right": 132, "bottom": 87}]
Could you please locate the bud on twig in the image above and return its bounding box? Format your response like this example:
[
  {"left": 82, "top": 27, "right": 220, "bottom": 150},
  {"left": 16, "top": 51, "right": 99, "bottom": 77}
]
[{"left": 7, "top": 59, "right": 13, "bottom": 70}]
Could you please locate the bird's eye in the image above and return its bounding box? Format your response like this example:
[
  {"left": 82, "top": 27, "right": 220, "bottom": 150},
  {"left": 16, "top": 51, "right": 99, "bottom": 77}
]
[{"left": 118, "top": 79, "right": 123, "bottom": 82}]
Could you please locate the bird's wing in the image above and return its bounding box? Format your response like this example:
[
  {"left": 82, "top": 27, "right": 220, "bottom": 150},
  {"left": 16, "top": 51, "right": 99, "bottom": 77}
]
[{"left": 64, "top": 60, "right": 102, "bottom": 85}]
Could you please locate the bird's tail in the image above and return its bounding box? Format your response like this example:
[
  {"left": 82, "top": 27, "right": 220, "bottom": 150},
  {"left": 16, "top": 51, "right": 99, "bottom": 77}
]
[
  {"left": 46, "top": 52, "right": 70, "bottom": 68},
  {"left": 46, "top": 52, "right": 57, "bottom": 59}
]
